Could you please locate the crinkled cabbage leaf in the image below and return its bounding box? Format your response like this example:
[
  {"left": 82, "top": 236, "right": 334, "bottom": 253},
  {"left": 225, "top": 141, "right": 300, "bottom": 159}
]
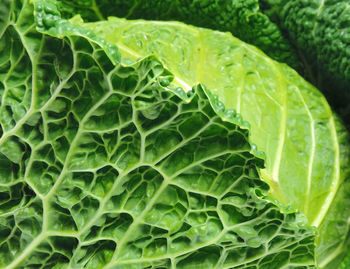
[
  {"left": 53, "top": 0, "right": 300, "bottom": 70},
  {"left": 261, "top": 0, "right": 350, "bottom": 128},
  {"left": 0, "top": 1, "right": 316, "bottom": 268},
  {"left": 0, "top": 0, "right": 349, "bottom": 268},
  {"left": 76, "top": 16, "right": 350, "bottom": 268}
]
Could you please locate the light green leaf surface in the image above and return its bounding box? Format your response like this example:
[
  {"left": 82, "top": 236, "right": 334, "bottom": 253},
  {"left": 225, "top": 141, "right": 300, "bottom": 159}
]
[
  {"left": 54, "top": 0, "right": 300, "bottom": 70},
  {"left": 0, "top": 0, "right": 317, "bottom": 268}
]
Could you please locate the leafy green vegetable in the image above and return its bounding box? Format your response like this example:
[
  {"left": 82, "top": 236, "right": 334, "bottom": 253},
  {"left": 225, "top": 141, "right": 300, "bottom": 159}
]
[
  {"left": 54, "top": 0, "right": 300, "bottom": 70},
  {"left": 1, "top": 0, "right": 350, "bottom": 268},
  {"left": 0, "top": 0, "right": 317, "bottom": 268},
  {"left": 260, "top": 0, "right": 350, "bottom": 127},
  {"left": 263, "top": 0, "right": 350, "bottom": 83},
  {"left": 76, "top": 16, "right": 350, "bottom": 268}
]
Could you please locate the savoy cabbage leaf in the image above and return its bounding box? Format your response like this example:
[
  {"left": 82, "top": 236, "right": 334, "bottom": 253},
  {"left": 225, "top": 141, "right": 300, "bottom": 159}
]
[
  {"left": 260, "top": 0, "right": 350, "bottom": 128},
  {"left": 74, "top": 16, "right": 350, "bottom": 268},
  {"left": 261, "top": 0, "right": 350, "bottom": 85},
  {"left": 52, "top": 0, "right": 300, "bottom": 70},
  {"left": 0, "top": 0, "right": 318, "bottom": 268}
]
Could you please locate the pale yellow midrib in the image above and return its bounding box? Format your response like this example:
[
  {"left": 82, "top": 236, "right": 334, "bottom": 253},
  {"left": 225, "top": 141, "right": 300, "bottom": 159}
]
[
  {"left": 267, "top": 59, "right": 287, "bottom": 185},
  {"left": 311, "top": 112, "right": 340, "bottom": 227},
  {"left": 293, "top": 87, "right": 316, "bottom": 216}
]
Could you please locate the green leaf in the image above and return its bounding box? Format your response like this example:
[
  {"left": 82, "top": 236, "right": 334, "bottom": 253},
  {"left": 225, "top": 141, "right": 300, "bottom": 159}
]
[
  {"left": 0, "top": 1, "right": 317, "bottom": 268},
  {"left": 54, "top": 0, "right": 300, "bottom": 70},
  {"left": 72, "top": 15, "right": 350, "bottom": 264},
  {"left": 75, "top": 15, "right": 350, "bottom": 268},
  {"left": 261, "top": 0, "right": 350, "bottom": 128}
]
